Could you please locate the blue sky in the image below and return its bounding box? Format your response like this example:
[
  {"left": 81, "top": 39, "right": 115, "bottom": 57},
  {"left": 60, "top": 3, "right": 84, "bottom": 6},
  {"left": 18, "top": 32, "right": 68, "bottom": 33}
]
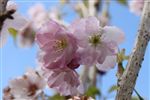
[{"left": 0, "top": 0, "right": 149, "bottom": 99}]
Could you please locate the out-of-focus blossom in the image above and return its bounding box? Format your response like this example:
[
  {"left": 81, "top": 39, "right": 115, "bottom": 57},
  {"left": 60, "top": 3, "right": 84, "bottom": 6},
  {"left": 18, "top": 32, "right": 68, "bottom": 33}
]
[
  {"left": 129, "top": 0, "right": 144, "bottom": 15},
  {"left": 49, "top": 7, "right": 69, "bottom": 26},
  {"left": 49, "top": 7, "right": 61, "bottom": 22},
  {"left": 36, "top": 20, "right": 77, "bottom": 69},
  {"left": 3, "top": 69, "right": 46, "bottom": 99},
  {"left": 0, "top": 1, "right": 27, "bottom": 47},
  {"left": 74, "top": 1, "right": 88, "bottom": 17},
  {"left": 6, "top": 1, "right": 17, "bottom": 11},
  {"left": 28, "top": 3, "right": 49, "bottom": 30},
  {"left": 68, "top": 96, "right": 95, "bottom": 100},
  {"left": 73, "top": 0, "right": 98, "bottom": 17},
  {"left": 3, "top": 87, "right": 14, "bottom": 100},
  {"left": 98, "top": 11, "right": 109, "bottom": 27},
  {"left": 46, "top": 68, "right": 80, "bottom": 96},
  {"left": 18, "top": 22, "right": 35, "bottom": 47},
  {"left": 69, "top": 16, "right": 125, "bottom": 71}
]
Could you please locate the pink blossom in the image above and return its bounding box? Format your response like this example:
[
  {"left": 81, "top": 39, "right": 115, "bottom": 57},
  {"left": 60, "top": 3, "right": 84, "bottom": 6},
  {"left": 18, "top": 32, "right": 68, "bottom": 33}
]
[
  {"left": 69, "top": 16, "right": 125, "bottom": 71},
  {"left": 129, "top": 0, "right": 144, "bottom": 15},
  {"left": 46, "top": 68, "right": 80, "bottom": 96},
  {"left": 36, "top": 20, "right": 82, "bottom": 96},
  {"left": 40, "top": 56, "right": 82, "bottom": 96},
  {"left": 36, "top": 20, "right": 78, "bottom": 70}
]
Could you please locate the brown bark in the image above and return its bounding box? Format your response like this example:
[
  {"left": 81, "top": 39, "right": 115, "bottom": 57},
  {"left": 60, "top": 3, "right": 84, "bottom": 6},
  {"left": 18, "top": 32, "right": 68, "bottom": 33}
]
[
  {"left": 0, "top": 0, "right": 8, "bottom": 32},
  {"left": 116, "top": 1, "right": 150, "bottom": 100}
]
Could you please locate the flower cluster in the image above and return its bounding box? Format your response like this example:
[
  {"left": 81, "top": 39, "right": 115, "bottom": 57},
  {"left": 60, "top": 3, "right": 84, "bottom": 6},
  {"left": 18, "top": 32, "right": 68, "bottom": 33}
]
[
  {"left": 3, "top": 69, "right": 46, "bottom": 100},
  {"left": 36, "top": 16, "right": 125, "bottom": 96}
]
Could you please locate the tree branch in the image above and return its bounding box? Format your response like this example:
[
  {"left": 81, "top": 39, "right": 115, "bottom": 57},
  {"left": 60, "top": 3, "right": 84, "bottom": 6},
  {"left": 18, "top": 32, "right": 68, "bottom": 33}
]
[
  {"left": 116, "top": 1, "right": 150, "bottom": 100},
  {"left": 0, "top": 0, "right": 8, "bottom": 32}
]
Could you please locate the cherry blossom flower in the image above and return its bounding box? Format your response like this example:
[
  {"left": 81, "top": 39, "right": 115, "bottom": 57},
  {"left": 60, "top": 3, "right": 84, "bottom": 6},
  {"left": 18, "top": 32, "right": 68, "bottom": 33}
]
[
  {"left": 39, "top": 61, "right": 83, "bottom": 96},
  {"left": 69, "top": 16, "right": 125, "bottom": 71},
  {"left": 38, "top": 52, "right": 82, "bottom": 96},
  {"left": 36, "top": 20, "right": 78, "bottom": 70},
  {"left": 4, "top": 69, "right": 46, "bottom": 99},
  {"left": 46, "top": 68, "right": 80, "bottom": 96},
  {"left": 36, "top": 20, "right": 84, "bottom": 95},
  {"left": 129, "top": 0, "right": 144, "bottom": 15},
  {"left": 0, "top": 1, "right": 27, "bottom": 47}
]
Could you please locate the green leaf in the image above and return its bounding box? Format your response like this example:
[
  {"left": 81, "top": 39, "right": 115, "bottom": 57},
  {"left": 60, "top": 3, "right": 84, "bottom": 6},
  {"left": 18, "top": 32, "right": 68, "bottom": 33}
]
[
  {"left": 131, "top": 96, "right": 140, "bottom": 100},
  {"left": 83, "top": 0, "right": 88, "bottom": 8},
  {"left": 117, "top": 49, "right": 129, "bottom": 63},
  {"left": 108, "top": 85, "right": 118, "bottom": 93},
  {"left": 8, "top": 27, "right": 18, "bottom": 40},
  {"left": 117, "top": 0, "right": 127, "bottom": 6},
  {"left": 48, "top": 94, "right": 65, "bottom": 100},
  {"left": 85, "top": 86, "right": 101, "bottom": 98}
]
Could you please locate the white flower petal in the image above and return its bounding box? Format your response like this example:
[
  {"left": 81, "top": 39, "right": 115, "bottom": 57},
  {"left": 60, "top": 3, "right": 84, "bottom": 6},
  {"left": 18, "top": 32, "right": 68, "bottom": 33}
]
[
  {"left": 28, "top": 3, "right": 46, "bottom": 18},
  {"left": 102, "top": 26, "right": 125, "bottom": 44},
  {"left": 6, "top": 1, "right": 17, "bottom": 11},
  {"left": 10, "top": 13, "right": 27, "bottom": 29},
  {"left": 96, "top": 55, "right": 116, "bottom": 72}
]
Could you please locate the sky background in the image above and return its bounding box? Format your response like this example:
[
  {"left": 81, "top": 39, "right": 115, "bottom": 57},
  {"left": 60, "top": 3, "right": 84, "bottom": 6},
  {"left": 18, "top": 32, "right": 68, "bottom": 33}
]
[{"left": 0, "top": 0, "right": 149, "bottom": 100}]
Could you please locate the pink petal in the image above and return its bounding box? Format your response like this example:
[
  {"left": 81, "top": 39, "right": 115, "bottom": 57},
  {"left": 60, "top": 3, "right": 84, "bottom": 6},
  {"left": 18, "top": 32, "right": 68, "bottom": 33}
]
[
  {"left": 85, "top": 16, "right": 100, "bottom": 35},
  {"left": 47, "top": 68, "right": 80, "bottom": 96}
]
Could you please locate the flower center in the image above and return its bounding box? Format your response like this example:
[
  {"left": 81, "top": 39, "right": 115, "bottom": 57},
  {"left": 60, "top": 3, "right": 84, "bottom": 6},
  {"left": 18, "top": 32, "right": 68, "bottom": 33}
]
[
  {"left": 89, "top": 34, "right": 101, "bottom": 47},
  {"left": 28, "top": 84, "right": 38, "bottom": 96},
  {"left": 54, "top": 38, "right": 68, "bottom": 52}
]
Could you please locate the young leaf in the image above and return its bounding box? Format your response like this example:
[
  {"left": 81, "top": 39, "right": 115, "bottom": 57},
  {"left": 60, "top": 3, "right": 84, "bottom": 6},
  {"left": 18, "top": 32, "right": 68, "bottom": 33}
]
[
  {"left": 108, "top": 85, "right": 118, "bottom": 93},
  {"left": 48, "top": 94, "right": 65, "bottom": 100},
  {"left": 131, "top": 97, "right": 140, "bottom": 100},
  {"left": 85, "top": 86, "right": 101, "bottom": 98},
  {"left": 8, "top": 27, "right": 18, "bottom": 40},
  {"left": 83, "top": 0, "right": 89, "bottom": 8},
  {"left": 117, "top": 0, "right": 127, "bottom": 6}
]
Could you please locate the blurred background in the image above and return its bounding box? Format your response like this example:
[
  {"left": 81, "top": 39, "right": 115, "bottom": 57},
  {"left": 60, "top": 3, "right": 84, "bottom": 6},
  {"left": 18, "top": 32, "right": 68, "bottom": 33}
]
[{"left": 0, "top": 0, "right": 149, "bottom": 99}]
